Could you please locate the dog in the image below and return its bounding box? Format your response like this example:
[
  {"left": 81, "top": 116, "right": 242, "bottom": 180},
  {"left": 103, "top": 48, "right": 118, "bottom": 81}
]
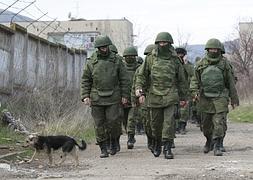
[{"left": 25, "top": 134, "right": 87, "bottom": 167}]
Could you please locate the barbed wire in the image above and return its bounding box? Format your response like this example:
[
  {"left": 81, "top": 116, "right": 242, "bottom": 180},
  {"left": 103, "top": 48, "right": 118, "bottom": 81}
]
[{"left": 0, "top": 0, "right": 85, "bottom": 48}]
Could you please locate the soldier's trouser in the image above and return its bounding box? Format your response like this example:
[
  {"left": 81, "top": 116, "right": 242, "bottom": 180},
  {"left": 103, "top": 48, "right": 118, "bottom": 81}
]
[
  {"left": 142, "top": 106, "right": 152, "bottom": 138},
  {"left": 127, "top": 106, "right": 138, "bottom": 135},
  {"left": 122, "top": 107, "right": 131, "bottom": 131},
  {"left": 150, "top": 105, "right": 175, "bottom": 141},
  {"left": 202, "top": 112, "right": 227, "bottom": 139},
  {"left": 91, "top": 104, "right": 121, "bottom": 143}
]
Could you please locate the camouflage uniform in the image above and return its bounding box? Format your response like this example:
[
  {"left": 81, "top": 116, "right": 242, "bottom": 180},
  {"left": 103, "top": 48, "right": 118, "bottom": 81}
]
[
  {"left": 81, "top": 35, "right": 129, "bottom": 158},
  {"left": 122, "top": 46, "right": 140, "bottom": 149},
  {"left": 136, "top": 32, "right": 187, "bottom": 159},
  {"left": 190, "top": 38, "right": 239, "bottom": 156},
  {"left": 175, "top": 48, "right": 194, "bottom": 134}
]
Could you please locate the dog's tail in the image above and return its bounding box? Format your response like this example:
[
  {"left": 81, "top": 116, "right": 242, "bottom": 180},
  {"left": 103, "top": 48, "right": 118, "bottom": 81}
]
[{"left": 75, "top": 139, "right": 87, "bottom": 150}]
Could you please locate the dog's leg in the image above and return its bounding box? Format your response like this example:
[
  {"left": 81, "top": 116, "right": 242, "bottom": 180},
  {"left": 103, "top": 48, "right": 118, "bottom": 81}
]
[
  {"left": 27, "top": 149, "right": 37, "bottom": 163},
  {"left": 47, "top": 149, "right": 54, "bottom": 167},
  {"left": 70, "top": 146, "right": 79, "bottom": 167},
  {"left": 58, "top": 152, "right": 67, "bottom": 166}
]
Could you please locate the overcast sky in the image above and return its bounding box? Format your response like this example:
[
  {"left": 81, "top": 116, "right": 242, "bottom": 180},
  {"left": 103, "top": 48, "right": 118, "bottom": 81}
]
[{"left": 1, "top": 0, "right": 253, "bottom": 51}]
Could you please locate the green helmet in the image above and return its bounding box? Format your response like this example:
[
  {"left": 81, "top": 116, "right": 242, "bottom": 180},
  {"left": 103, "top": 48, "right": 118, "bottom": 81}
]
[
  {"left": 221, "top": 43, "right": 225, "bottom": 54},
  {"left": 123, "top": 46, "right": 138, "bottom": 57},
  {"left": 94, "top": 35, "right": 112, "bottom": 48},
  {"left": 205, "top": 38, "right": 222, "bottom": 50},
  {"left": 144, "top": 44, "right": 156, "bottom": 55},
  {"left": 155, "top": 32, "right": 174, "bottom": 44},
  {"left": 109, "top": 44, "right": 118, "bottom": 53},
  {"left": 175, "top": 47, "right": 187, "bottom": 55}
]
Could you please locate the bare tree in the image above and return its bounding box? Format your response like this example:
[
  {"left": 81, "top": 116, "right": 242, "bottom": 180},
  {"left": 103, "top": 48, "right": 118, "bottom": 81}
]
[
  {"left": 176, "top": 28, "right": 191, "bottom": 49},
  {"left": 227, "top": 22, "right": 253, "bottom": 102}
]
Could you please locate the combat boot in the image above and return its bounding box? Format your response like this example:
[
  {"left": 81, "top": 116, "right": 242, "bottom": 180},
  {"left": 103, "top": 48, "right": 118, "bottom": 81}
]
[
  {"left": 127, "top": 134, "right": 136, "bottom": 149},
  {"left": 180, "top": 122, "right": 187, "bottom": 135},
  {"left": 153, "top": 139, "right": 162, "bottom": 157},
  {"left": 220, "top": 137, "right": 226, "bottom": 152},
  {"left": 147, "top": 136, "right": 153, "bottom": 151},
  {"left": 116, "top": 136, "right": 121, "bottom": 152},
  {"left": 214, "top": 138, "right": 223, "bottom": 156},
  {"left": 110, "top": 138, "right": 117, "bottom": 155},
  {"left": 164, "top": 141, "right": 174, "bottom": 159},
  {"left": 99, "top": 141, "right": 109, "bottom": 158},
  {"left": 203, "top": 136, "right": 212, "bottom": 153}
]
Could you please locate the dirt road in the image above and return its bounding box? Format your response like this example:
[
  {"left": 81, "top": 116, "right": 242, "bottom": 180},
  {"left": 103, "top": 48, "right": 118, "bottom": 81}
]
[{"left": 1, "top": 121, "right": 253, "bottom": 180}]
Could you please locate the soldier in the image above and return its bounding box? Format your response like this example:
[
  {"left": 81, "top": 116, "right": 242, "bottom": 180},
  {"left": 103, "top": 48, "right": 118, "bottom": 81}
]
[
  {"left": 191, "top": 56, "right": 202, "bottom": 127},
  {"left": 190, "top": 38, "right": 239, "bottom": 156},
  {"left": 135, "top": 32, "right": 187, "bottom": 159},
  {"left": 175, "top": 47, "right": 194, "bottom": 134},
  {"left": 81, "top": 35, "right": 129, "bottom": 158},
  {"left": 109, "top": 43, "right": 123, "bottom": 152},
  {"left": 220, "top": 43, "right": 237, "bottom": 152},
  {"left": 122, "top": 46, "right": 140, "bottom": 149}
]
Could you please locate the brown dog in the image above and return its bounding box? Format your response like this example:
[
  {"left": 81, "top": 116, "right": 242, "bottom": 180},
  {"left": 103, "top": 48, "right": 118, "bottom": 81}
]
[{"left": 26, "top": 134, "right": 86, "bottom": 166}]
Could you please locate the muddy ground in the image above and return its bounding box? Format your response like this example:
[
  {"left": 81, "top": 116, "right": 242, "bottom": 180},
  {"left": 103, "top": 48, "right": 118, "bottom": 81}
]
[{"left": 1, "top": 121, "right": 253, "bottom": 180}]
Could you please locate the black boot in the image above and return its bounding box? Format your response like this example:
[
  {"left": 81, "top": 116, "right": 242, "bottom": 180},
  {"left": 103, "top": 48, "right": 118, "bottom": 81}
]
[
  {"left": 110, "top": 138, "right": 117, "bottom": 155},
  {"left": 220, "top": 137, "right": 226, "bottom": 152},
  {"left": 203, "top": 136, "right": 212, "bottom": 154},
  {"left": 180, "top": 122, "right": 186, "bottom": 135},
  {"left": 147, "top": 136, "right": 153, "bottom": 151},
  {"left": 214, "top": 138, "right": 223, "bottom": 156},
  {"left": 164, "top": 141, "right": 174, "bottom": 159},
  {"left": 116, "top": 136, "right": 121, "bottom": 152},
  {"left": 127, "top": 134, "right": 136, "bottom": 149},
  {"left": 153, "top": 139, "right": 162, "bottom": 157},
  {"left": 99, "top": 141, "right": 109, "bottom": 158}
]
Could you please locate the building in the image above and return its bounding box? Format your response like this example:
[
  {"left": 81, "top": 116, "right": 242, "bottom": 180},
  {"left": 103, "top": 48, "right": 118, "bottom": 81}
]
[{"left": 5, "top": 18, "right": 134, "bottom": 57}]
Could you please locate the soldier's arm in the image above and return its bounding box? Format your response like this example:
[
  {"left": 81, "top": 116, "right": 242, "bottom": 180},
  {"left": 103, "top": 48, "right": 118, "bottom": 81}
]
[
  {"left": 80, "top": 62, "right": 92, "bottom": 100},
  {"left": 190, "top": 69, "right": 201, "bottom": 98},
  {"left": 225, "top": 62, "right": 239, "bottom": 106},
  {"left": 135, "top": 56, "right": 150, "bottom": 91},
  {"left": 177, "top": 61, "right": 187, "bottom": 100},
  {"left": 118, "top": 59, "right": 130, "bottom": 99}
]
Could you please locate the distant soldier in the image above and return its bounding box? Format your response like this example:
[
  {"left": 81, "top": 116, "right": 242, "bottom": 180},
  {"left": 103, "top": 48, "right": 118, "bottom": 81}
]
[
  {"left": 175, "top": 47, "right": 194, "bottom": 134},
  {"left": 135, "top": 32, "right": 187, "bottom": 159},
  {"left": 191, "top": 56, "right": 202, "bottom": 127},
  {"left": 81, "top": 35, "right": 130, "bottom": 158},
  {"left": 132, "top": 44, "right": 156, "bottom": 150},
  {"left": 122, "top": 46, "right": 140, "bottom": 149},
  {"left": 190, "top": 38, "right": 239, "bottom": 156}
]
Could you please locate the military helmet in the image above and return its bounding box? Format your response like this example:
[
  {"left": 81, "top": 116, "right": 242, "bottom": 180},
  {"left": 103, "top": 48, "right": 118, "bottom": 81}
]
[
  {"left": 137, "top": 56, "right": 144, "bottom": 64},
  {"left": 175, "top": 47, "right": 187, "bottom": 55},
  {"left": 205, "top": 38, "right": 222, "bottom": 50},
  {"left": 221, "top": 43, "right": 225, "bottom": 54},
  {"left": 109, "top": 44, "right": 118, "bottom": 53},
  {"left": 144, "top": 44, "right": 156, "bottom": 55},
  {"left": 94, "top": 35, "right": 112, "bottom": 48},
  {"left": 155, "top": 32, "right": 174, "bottom": 44},
  {"left": 123, "top": 46, "right": 138, "bottom": 57}
]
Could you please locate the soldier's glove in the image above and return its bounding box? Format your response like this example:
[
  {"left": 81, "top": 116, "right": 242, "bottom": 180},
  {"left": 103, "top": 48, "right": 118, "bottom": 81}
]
[{"left": 82, "top": 97, "right": 91, "bottom": 106}]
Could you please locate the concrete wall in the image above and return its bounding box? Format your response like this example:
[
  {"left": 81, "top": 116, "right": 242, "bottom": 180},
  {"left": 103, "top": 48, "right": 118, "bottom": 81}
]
[{"left": 0, "top": 23, "right": 86, "bottom": 98}]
